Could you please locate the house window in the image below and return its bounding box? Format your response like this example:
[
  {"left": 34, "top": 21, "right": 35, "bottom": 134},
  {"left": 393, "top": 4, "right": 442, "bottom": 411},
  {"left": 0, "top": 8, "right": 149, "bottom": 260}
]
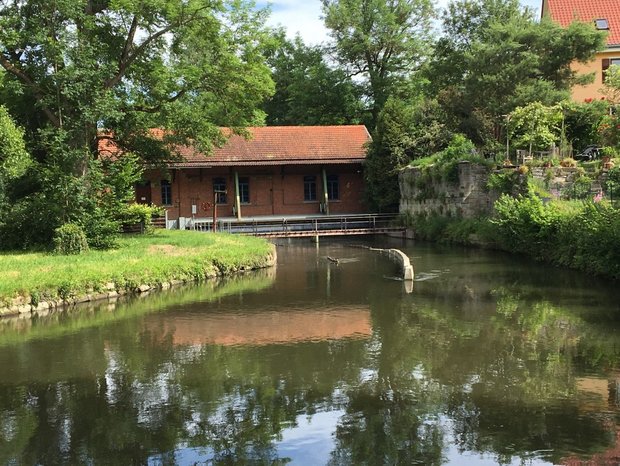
[
  {"left": 602, "top": 58, "right": 620, "bottom": 82},
  {"left": 594, "top": 18, "right": 609, "bottom": 30},
  {"left": 213, "top": 177, "right": 227, "bottom": 204},
  {"left": 161, "top": 180, "right": 172, "bottom": 205},
  {"left": 326, "top": 174, "right": 339, "bottom": 200},
  {"left": 238, "top": 177, "right": 250, "bottom": 204},
  {"left": 304, "top": 175, "right": 317, "bottom": 201}
]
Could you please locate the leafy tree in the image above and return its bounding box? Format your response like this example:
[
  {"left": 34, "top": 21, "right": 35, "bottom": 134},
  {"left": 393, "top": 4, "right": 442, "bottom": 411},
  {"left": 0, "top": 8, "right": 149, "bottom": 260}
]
[
  {"left": 599, "top": 65, "right": 620, "bottom": 150},
  {"left": 508, "top": 102, "right": 562, "bottom": 155},
  {"left": 322, "top": 0, "right": 435, "bottom": 127},
  {"left": 602, "top": 65, "right": 620, "bottom": 104},
  {"left": 0, "top": 105, "right": 32, "bottom": 248},
  {"left": 0, "top": 0, "right": 274, "bottom": 248},
  {"left": 562, "top": 100, "right": 609, "bottom": 154},
  {"left": 365, "top": 97, "right": 450, "bottom": 211},
  {"left": 264, "top": 33, "right": 366, "bottom": 126},
  {"left": 429, "top": 0, "right": 606, "bottom": 148},
  {"left": 0, "top": 105, "right": 31, "bottom": 180}
]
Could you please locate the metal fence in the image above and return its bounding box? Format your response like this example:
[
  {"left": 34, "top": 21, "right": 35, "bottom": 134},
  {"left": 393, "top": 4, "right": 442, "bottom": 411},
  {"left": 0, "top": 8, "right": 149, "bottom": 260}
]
[{"left": 188, "top": 213, "right": 402, "bottom": 237}]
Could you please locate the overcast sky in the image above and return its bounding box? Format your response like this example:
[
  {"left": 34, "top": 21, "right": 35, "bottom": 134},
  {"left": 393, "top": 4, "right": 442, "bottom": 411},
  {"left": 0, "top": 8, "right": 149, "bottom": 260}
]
[{"left": 258, "top": 0, "right": 543, "bottom": 45}]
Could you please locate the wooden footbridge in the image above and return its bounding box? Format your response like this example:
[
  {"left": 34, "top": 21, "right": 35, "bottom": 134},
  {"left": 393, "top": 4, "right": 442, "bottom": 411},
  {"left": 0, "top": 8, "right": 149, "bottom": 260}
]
[{"left": 185, "top": 213, "right": 405, "bottom": 238}]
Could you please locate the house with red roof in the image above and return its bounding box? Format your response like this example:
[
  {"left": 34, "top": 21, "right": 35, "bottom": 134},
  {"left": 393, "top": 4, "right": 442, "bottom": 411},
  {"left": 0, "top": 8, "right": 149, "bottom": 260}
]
[
  {"left": 130, "top": 125, "right": 371, "bottom": 224},
  {"left": 542, "top": 0, "right": 620, "bottom": 101}
]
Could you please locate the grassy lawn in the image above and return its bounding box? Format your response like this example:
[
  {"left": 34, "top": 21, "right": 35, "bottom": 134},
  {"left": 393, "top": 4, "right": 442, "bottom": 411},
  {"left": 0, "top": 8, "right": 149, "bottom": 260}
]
[{"left": 0, "top": 230, "right": 274, "bottom": 304}]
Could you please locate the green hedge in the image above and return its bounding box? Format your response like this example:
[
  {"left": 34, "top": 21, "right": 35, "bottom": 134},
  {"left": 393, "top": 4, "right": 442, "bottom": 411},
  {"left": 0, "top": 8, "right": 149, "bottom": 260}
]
[
  {"left": 407, "top": 195, "right": 620, "bottom": 279},
  {"left": 492, "top": 196, "right": 620, "bottom": 278}
]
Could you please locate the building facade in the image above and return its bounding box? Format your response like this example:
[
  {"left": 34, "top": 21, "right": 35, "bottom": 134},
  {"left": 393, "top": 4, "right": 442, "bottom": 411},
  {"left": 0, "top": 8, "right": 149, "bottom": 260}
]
[
  {"left": 542, "top": 0, "right": 620, "bottom": 101},
  {"left": 132, "top": 125, "right": 371, "bottom": 221}
]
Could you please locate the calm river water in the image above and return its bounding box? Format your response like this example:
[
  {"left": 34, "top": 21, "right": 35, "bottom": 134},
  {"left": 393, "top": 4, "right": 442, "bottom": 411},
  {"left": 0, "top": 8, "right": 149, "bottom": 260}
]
[{"left": 0, "top": 237, "right": 619, "bottom": 465}]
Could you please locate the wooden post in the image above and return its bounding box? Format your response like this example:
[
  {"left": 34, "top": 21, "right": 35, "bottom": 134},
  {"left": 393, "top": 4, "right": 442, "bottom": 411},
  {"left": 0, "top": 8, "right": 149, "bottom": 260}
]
[
  {"left": 213, "top": 189, "right": 227, "bottom": 233},
  {"left": 213, "top": 190, "right": 218, "bottom": 232},
  {"left": 322, "top": 168, "right": 330, "bottom": 215},
  {"left": 234, "top": 171, "right": 241, "bottom": 220}
]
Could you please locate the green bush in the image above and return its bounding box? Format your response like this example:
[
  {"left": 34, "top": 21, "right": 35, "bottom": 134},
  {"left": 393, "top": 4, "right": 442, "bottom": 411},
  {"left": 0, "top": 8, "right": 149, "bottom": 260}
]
[
  {"left": 491, "top": 194, "right": 561, "bottom": 259},
  {"left": 408, "top": 213, "right": 492, "bottom": 244},
  {"left": 487, "top": 169, "right": 522, "bottom": 195},
  {"left": 562, "top": 175, "right": 593, "bottom": 200},
  {"left": 492, "top": 193, "right": 620, "bottom": 278},
  {"left": 82, "top": 209, "right": 120, "bottom": 249},
  {"left": 120, "top": 203, "right": 164, "bottom": 233},
  {"left": 53, "top": 223, "right": 89, "bottom": 255},
  {"left": 411, "top": 134, "right": 493, "bottom": 184},
  {"left": 604, "top": 166, "right": 620, "bottom": 201}
]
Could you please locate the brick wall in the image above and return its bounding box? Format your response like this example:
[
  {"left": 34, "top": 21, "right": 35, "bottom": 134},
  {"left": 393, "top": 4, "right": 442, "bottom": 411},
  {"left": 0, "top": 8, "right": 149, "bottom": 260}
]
[{"left": 140, "top": 164, "right": 366, "bottom": 219}]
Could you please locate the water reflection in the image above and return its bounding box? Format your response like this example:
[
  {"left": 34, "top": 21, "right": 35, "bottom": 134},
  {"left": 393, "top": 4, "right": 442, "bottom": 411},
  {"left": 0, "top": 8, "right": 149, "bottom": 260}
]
[
  {"left": 0, "top": 239, "right": 618, "bottom": 465},
  {"left": 145, "top": 306, "right": 371, "bottom": 347}
]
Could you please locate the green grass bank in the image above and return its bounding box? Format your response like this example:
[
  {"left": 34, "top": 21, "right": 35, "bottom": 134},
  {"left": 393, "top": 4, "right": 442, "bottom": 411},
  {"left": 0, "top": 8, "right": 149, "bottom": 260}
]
[{"left": 0, "top": 230, "right": 276, "bottom": 315}]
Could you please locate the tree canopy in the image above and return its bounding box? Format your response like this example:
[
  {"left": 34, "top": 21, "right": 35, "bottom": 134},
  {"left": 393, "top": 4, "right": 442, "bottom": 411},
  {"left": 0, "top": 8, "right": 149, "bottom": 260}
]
[
  {"left": 0, "top": 105, "right": 30, "bottom": 180},
  {"left": 0, "top": 0, "right": 274, "bottom": 248},
  {"left": 263, "top": 33, "right": 366, "bottom": 126},
  {"left": 322, "top": 0, "right": 435, "bottom": 127},
  {"left": 429, "top": 0, "right": 606, "bottom": 147},
  {"left": 0, "top": 0, "right": 274, "bottom": 158}
]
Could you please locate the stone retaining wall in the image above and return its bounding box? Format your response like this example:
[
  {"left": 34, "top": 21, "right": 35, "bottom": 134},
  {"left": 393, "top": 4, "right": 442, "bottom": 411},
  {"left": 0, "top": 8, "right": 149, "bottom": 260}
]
[
  {"left": 530, "top": 166, "right": 603, "bottom": 198},
  {"left": 399, "top": 161, "right": 498, "bottom": 219}
]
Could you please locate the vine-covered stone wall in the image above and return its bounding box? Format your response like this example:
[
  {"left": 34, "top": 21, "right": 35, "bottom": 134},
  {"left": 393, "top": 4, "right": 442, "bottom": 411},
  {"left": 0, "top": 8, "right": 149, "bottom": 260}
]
[{"left": 399, "top": 161, "right": 499, "bottom": 219}]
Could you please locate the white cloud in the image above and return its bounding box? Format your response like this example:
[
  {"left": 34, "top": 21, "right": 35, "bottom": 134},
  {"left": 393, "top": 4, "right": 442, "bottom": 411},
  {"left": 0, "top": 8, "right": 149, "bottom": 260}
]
[
  {"left": 261, "top": 0, "right": 329, "bottom": 45},
  {"left": 259, "top": 0, "right": 543, "bottom": 45}
]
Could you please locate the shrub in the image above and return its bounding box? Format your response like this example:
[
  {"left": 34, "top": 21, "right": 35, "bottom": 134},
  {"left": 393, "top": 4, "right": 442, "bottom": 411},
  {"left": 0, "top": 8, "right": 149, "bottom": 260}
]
[
  {"left": 488, "top": 170, "right": 517, "bottom": 195},
  {"left": 491, "top": 194, "right": 561, "bottom": 259},
  {"left": 491, "top": 192, "right": 620, "bottom": 278},
  {"left": 411, "top": 134, "right": 493, "bottom": 184},
  {"left": 120, "top": 203, "right": 164, "bottom": 233},
  {"left": 601, "top": 146, "right": 619, "bottom": 159},
  {"left": 82, "top": 209, "right": 120, "bottom": 249},
  {"left": 604, "top": 166, "right": 620, "bottom": 200},
  {"left": 563, "top": 175, "right": 593, "bottom": 200},
  {"left": 53, "top": 223, "right": 89, "bottom": 255}
]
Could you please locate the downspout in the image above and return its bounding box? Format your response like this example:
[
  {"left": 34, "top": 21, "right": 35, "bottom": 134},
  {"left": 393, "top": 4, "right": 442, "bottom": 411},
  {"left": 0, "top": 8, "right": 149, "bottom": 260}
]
[
  {"left": 234, "top": 171, "right": 241, "bottom": 219},
  {"left": 322, "top": 168, "right": 330, "bottom": 216}
]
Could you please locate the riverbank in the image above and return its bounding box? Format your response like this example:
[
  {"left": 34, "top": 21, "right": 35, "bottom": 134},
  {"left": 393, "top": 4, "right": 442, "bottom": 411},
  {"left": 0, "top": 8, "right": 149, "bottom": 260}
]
[
  {"left": 406, "top": 196, "right": 620, "bottom": 280},
  {"left": 0, "top": 230, "right": 276, "bottom": 316}
]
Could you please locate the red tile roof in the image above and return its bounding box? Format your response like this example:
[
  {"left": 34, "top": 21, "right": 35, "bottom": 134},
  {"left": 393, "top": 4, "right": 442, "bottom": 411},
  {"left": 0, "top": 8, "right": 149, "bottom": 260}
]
[
  {"left": 100, "top": 126, "right": 371, "bottom": 167},
  {"left": 544, "top": 0, "right": 620, "bottom": 46}
]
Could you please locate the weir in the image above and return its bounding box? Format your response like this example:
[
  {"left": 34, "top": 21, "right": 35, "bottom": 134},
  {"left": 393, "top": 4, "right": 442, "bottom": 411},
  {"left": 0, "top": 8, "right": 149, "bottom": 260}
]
[{"left": 370, "top": 247, "right": 415, "bottom": 281}]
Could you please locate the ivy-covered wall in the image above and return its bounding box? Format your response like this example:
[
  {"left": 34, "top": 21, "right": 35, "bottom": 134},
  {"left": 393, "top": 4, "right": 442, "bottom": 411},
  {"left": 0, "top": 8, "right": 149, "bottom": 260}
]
[{"left": 399, "top": 161, "right": 499, "bottom": 219}]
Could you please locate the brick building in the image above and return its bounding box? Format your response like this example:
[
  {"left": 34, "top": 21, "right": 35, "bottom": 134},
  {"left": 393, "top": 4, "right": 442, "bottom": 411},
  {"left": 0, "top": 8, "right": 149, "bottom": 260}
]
[{"left": 130, "top": 125, "right": 371, "bottom": 222}]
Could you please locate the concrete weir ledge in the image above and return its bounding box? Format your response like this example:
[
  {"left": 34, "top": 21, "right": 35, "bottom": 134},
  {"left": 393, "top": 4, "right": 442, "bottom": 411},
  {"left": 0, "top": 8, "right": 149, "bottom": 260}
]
[{"left": 370, "top": 247, "right": 415, "bottom": 281}]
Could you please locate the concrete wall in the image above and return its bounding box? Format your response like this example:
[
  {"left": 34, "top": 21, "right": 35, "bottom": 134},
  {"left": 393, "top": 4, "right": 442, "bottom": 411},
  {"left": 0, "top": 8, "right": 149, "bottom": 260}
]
[
  {"left": 382, "top": 248, "right": 414, "bottom": 281},
  {"left": 140, "top": 164, "right": 366, "bottom": 220},
  {"left": 399, "top": 161, "right": 498, "bottom": 219}
]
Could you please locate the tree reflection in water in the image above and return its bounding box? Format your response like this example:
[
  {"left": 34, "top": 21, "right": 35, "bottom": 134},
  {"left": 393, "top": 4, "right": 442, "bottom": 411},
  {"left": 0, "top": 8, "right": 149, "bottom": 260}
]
[{"left": 0, "top": 242, "right": 618, "bottom": 465}]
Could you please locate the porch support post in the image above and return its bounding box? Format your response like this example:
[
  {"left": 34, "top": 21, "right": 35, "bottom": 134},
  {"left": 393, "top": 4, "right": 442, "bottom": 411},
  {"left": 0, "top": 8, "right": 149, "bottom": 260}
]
[
  {"left": 322, "top": 168, "right": 330, "bottom": 215},
  {"left": 234, "top": 170, "right": 241, "bottom": 220}
]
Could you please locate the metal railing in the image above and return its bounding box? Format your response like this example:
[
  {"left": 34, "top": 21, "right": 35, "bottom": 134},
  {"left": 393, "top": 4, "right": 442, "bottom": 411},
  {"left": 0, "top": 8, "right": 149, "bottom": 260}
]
[{"left": 189, "top": 213, "right": 402, "bottom": 237}]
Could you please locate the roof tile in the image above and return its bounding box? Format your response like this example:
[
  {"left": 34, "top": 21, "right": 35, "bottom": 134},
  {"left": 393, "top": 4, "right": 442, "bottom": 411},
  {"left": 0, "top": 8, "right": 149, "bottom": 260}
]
[
  {"left": 101, "top": 126, "right": 371, "bottom": 167},
  {"left": 545, "top": 0, "right": 620, "bottom": 46}
]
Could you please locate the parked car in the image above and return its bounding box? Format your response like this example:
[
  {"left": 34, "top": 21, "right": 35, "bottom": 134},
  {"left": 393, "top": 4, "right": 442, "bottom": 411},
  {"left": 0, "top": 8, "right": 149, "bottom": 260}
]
[{"left": 574, "top": 145, "right": 601, "bottom": 161}]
